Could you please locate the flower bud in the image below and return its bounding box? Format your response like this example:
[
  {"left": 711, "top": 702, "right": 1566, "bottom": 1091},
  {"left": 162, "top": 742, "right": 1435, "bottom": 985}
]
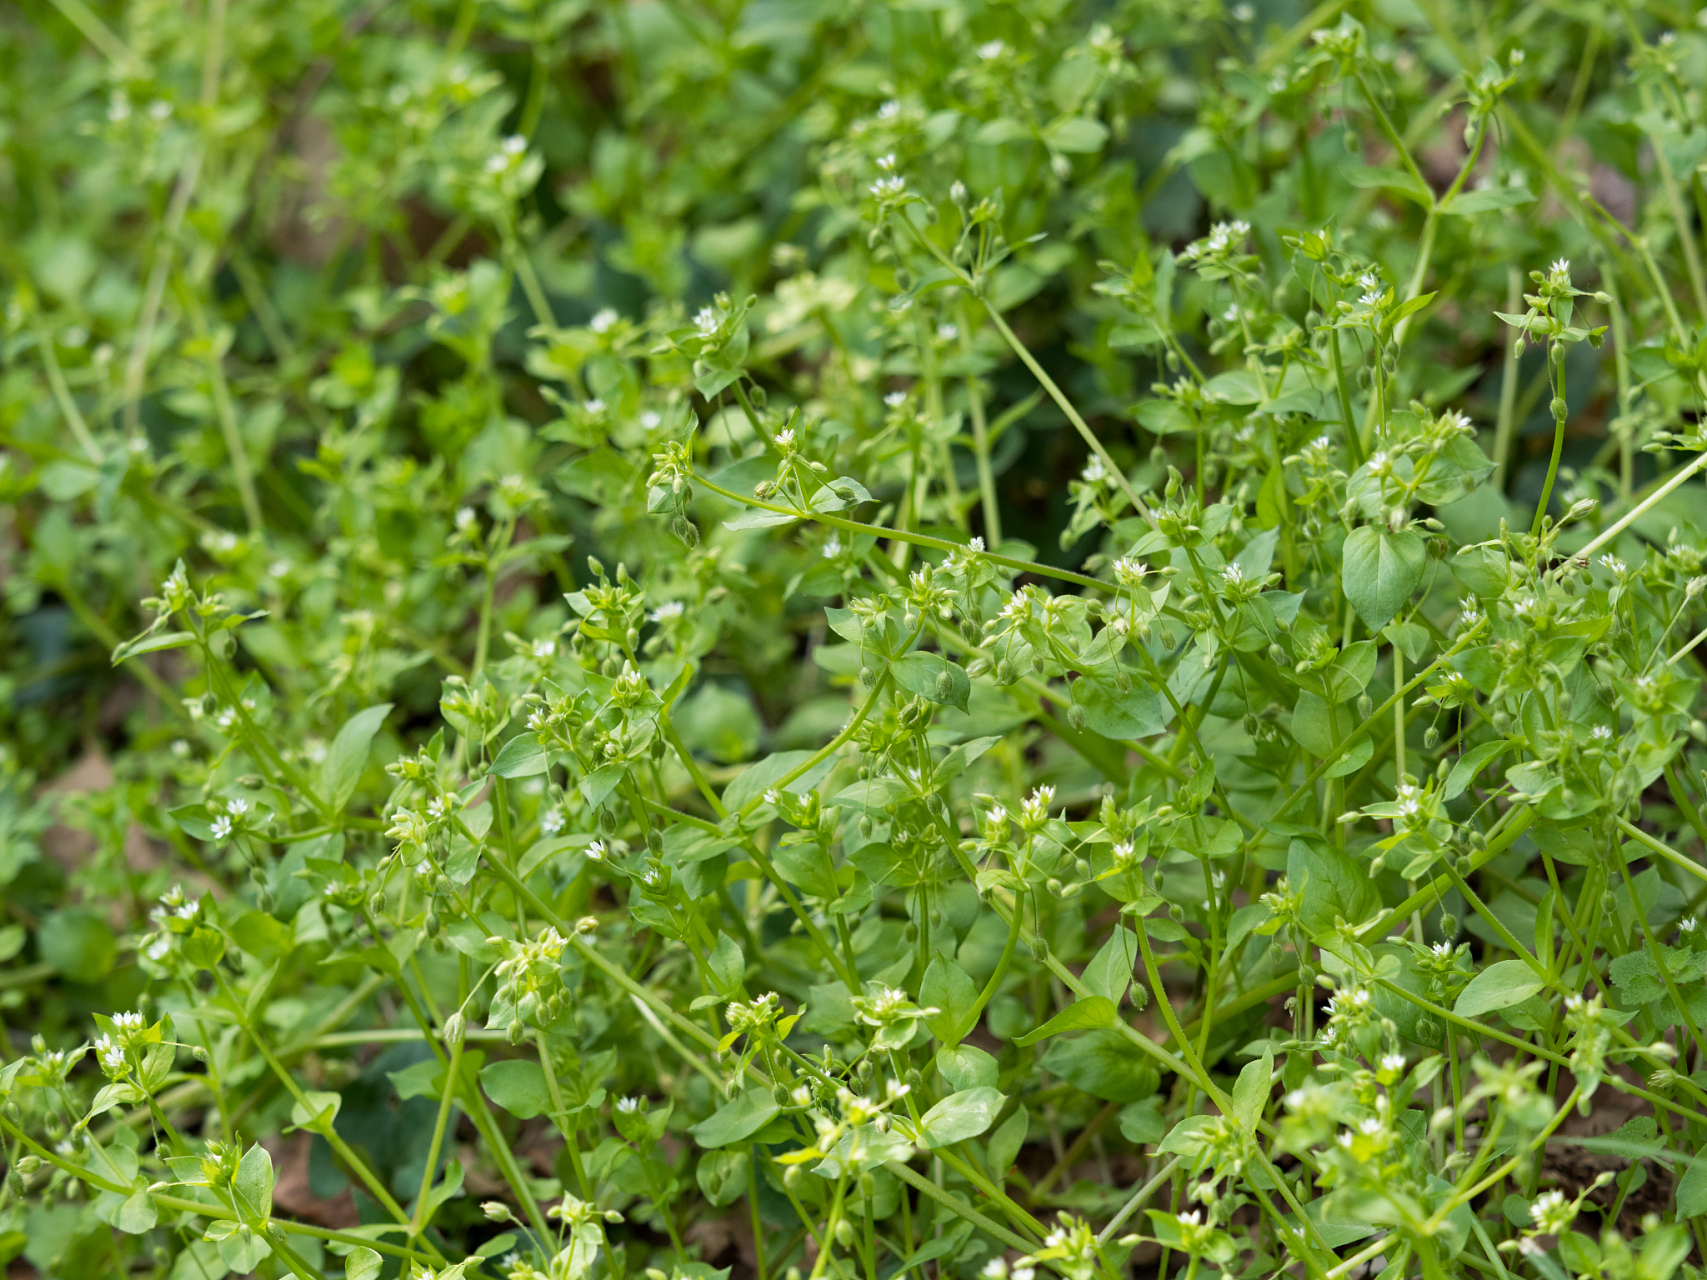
[{"left": 443, "top": 1012, "right": 466, "bottom": 1046}]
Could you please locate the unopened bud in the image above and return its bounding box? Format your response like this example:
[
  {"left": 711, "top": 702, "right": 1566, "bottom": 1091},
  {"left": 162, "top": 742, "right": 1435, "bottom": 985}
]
[{"left": 443, "top": 1012, "right": 466, "bottom": 1046}]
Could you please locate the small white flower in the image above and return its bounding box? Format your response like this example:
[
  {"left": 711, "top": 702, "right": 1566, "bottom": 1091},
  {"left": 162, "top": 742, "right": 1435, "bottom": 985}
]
[
  {"left": 541, "top": 809, "right": 565, "bottom": 835},
  {"left": 695, "top": 307, "right": 720, "bottom": 336},
  {"left": 869, "top": 175, "right": 906, "bottom": 198},
  {"left": 775, "top": 427, "right": 796, "bottom": 449},
  {"left": 1380, "top": 1053, "right": 1406, "bottom": 1073},
  {"left": 95, "top": 1036, "right": 126, "bottom": 1072},
  {"left": 585, "top": 398, "right": 605, "bottom": 414},
  {"left": 1081, "top": 455, "right": 1107, "bottom": 484},
  {"left": 876, "top": 152, "right": 897, "bottom": 172},
  {"left": 227, "top": 798, "right": 250, "bottom": 816},
  {"left": 977, "top": 39, "right": 1007, "bottom": 59},
  {"left": 455, "top": 507, "right": 476, "bottom": 530},
  {"left": 1592, "top": 725, "right": 1612, "bottom": 741},
  {"left": 210, "top": 815, "right": 233, "bottom": 840},
  {"left": 885, "top": 391, "right": 907, "bottom": 408},
  {"left": 533, "top": 638, "right": 556, "bottom": 659},
  {"left": 968, "top": 536, "right": 985, "bottom": 552},
  {"left": 586, "top": 840, "right": 607, "bottom": 861},
  {"left": 616, "top": 1096, "right": 641, "bottom": 1113},
  {"left": 649, "top": 600, "right": 685, "bottom": 621},
  {"left": 878, "top": 99, "right": 901, "bottom": 120},
  {"left": 1021, "top": 785, "right": 1054, "bottom": 824},
  {"left": 938, "top": 323, "right": 958, "bottom": 341},
  {"left": 589, "top": 308, "right": 618, "bottom": 334}
]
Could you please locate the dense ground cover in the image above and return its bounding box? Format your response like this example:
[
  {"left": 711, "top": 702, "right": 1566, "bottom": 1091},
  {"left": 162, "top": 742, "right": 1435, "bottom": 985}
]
[{"left": 8, "top": 0, "right": 1707, "bottom": 1277}]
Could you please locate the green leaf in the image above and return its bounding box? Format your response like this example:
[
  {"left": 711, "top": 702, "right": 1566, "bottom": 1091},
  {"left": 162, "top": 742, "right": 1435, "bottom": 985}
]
[
  {"left": 111, "top": 630, "right": 195, "bottom": 664},
  {"left": 579, "top": 761, "right": 627, "bottom": 808},
  {"left": 697, "top": 1148, "right": 748, "bottom": 1208},
  {"left": 688, "top": 1089, "right": 781, "bottom": 1148},
  {"left": 37, "top": 909, "right": 116, "bottom": 984},
  {"left": 1341, "top": 526, "right": 1427, "bottom": 630},
  {"left": 1048, "top": 116, "right": 1108, "bottom": 153},
  {"left": 920, "top": 955, "right": 976, "bottom": 1044},
  {"left": 1666, "top": 1153, "right": 1707, "bottom": 1221},
  {"left": 1444, "top": 739, "right": 1514, "bottom": 800},
  {"left": 1229, "top": 1050, "right": 1272, "bottom": 1132},
  {"left": 1075, "top": 678, "right": 1166, "bottom": 740},
  {"left": 724, "top": 750, "right": 838, "bottom": 811},
  {"left": 490, "top": 734, "right": 548, "bottom": 778},
  {"left": 935, "top": 1045, "right": 999, "bottom": 1091},
  {"left": 320, "top": 703, "right": 392, "bottom": 808},
  {"left": 289, "top": 1089, "right": 342, "bottom": 1131},
  {"left": 1440, "top": 186, "right": 1536, "bottom": 214},
  {"left": 1012, "top": 995, "right": 1118, "bottom": 1046},
  {"left": 1081, "top": 927, "right": 1136, "bottom": 1005},
  {"left": 1342, "top": 164, "right": 1431, "bottom": 204},
  {"left": 1041, "top": 1029, "right": 1159, "bottom": 1103},
  {"left": 986, "top": 1105, "right": 1029, "bottom": 1175},
  {"left": 116, "top": 1186, "right": 158, "bottom": 1234},
  {"left": 1454, "top": 958, "right": 1546, "bottom": 1016},
  {"left": 918, "top": 1086, "right": 1005, "bottom": 1147},
  {"left": 233, "top": 1144, "right": 274, "bottom": 1221},
  {"left": 889, "top": 652, "right": 970, "bottom": 712},
  {"left": 1119, "top": 1099, "right": 1166, "bottom": 1145},
  {"left": 481, "top": 1059, "right": 552, "bottom": 1119},
  {"left": 707, "top": 931, "right": 745, "bottom": 995},
  {"left": 346, "top": 1247, "right": 383, "bottom": 1280},
  {"left": 1288, "top": 840, "right": 1381, "bottom": 938},
  {"left": 1384, "top": 290, "right": 1437, "bottom": 329}
]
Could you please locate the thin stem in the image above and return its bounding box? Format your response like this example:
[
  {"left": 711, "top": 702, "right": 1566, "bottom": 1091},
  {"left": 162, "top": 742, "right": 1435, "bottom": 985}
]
[
  {"left": 36, "top": 329, "right": 102, "bottom": 462},
  {"left": 959, "top": 304, "right": 1002, "bottom": 545}
]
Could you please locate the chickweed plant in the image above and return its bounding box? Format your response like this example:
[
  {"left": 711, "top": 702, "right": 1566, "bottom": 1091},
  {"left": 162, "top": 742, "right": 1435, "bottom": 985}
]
[{"left": 13, "top": 0, "right": 1707, "bottom": 1278}]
